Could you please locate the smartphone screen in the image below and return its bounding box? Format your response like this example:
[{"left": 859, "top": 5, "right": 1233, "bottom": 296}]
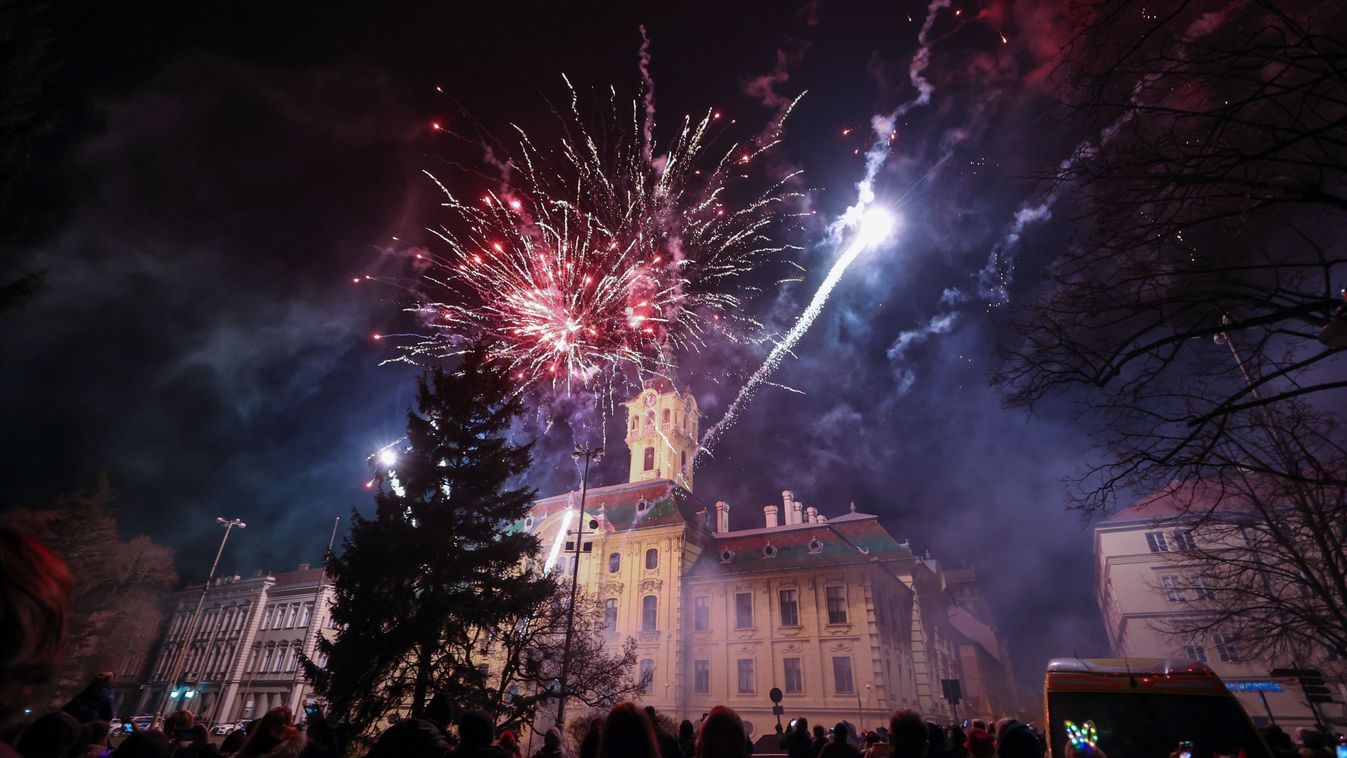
[
  {"left": 303, "top": 705, "right": 319, "bottom": 717},
  {"left": 1334, "top": 745, "right": 1346, "bottom": 758},
  {"left": 122, "top": 723, "right": 136, "bottom": 733}
]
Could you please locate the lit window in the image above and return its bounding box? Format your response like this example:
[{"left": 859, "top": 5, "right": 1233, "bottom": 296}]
[
  {"left": 1161, "top": 575, "right": 1185, "bottom": 603},
  {"left": 832, "top": 656, "right": 854, "bottom": 694},
  {"left": 1213, "top": 633, "right": 1238, "bottom": 662},
  {"left": 735, "top": 593, "right": 753, "bottom": 628},
  {"left": 694, "top": 660, "right": 710, "bottom": 693},
  {"left": 604, "top": 598, "right": 618, "bottom": 630},
  {"left": 784, "top": 657, "right": 803, "bottom": 694},
  {"left": 642, "top": 595, "right": 658, "bottom": 631},
  {"left": 643, "top": 447, "right": 655, "bottom": 471},
  {"left": 1146, "top": 532, "right": 1170, "bottom": 553},
  {"left": 779, "top": 589, "right": 799, "bottom": 626},
  {"left": 640, "top": 659, "right": 655, "bottom": 694},
  {"left": 737, "top": 659, "right": 755, "bottom": 693},
  {"left": 694, "top": 596, "right": 710, "bottom": 631},
  {"left": 609, "top": 553, "right": 621, "bottom": 573},
  {"left": 645, "top": 548, "right": 659, "bottom": 570},
  {"left": 826, "top": 586, "right": 848, "bottom": 624}
]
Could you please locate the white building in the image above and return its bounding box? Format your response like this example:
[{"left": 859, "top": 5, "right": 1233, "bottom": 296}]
[
  {"left": 1094, "top": 490, "right": 1344, "bottom": 729},
  {"left": 137, "top": 564, "right": 336, "bottom": 722}
]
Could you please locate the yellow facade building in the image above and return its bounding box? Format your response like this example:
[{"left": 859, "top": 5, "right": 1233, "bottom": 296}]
[{"left": 526, "top": 380, "right": 1017, "bottom": 735}]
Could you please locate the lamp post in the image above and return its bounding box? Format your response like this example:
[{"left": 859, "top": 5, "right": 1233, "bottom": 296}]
[
  {"left": 556, "top": 444, "right": 602, "bottom": 730},
  {"left": 155, "top": 517, "right": 245, "bottom": 724}
]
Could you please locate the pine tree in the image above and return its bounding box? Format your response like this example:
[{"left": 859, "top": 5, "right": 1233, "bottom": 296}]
[{"left": 309, "top": 346, "right": 545, "bottom": 743}]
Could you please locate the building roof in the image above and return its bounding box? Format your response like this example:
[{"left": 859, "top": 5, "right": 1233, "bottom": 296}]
[
  {"left": 1106, "top": 480, "right": 1232, "bottom": 525},
  {"left": 687, "top": 514, "right": 912, "bottom": 576},
  {"left": 525, "top": 478, "right": 711, "bottom": 533}
]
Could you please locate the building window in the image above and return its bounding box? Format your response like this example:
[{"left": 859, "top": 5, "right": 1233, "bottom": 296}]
[
  {"left": 645, "top": 411, "right": 655, "bottom": 427},
  {"left": 737, "top": 659, "right": 755, "bottom": 694},
  {"left": 273, "top": 606, "right": 285, "bottom": 630},
  {"left": 1213, "top": 634, "right": 1239, "bottom": 662},
  {"left": 642, "top": 595, "right": 658, "bottom": 631},
  {"left": 260, "top": 645, "right": 274, "bottom": 673},
  {"left": 645, "top": 548, "right": 659, "bottom": 570},
  {"left": 639, "top": 659, "right": 655, "bottom": 694},
  {"left": 784, "top": 657, "right": 803, "bottom": 694},
  {"left": 734, "top": 592, "right": 753, "bottom": 628},
  {"left": 826, "top": 586, "right": 848, "bottom": 624},
  {"left": 285, "top": 605, "right": 298, "bottom": 628},
  {"left": 779, "top": 589, "right": 799, "bottom": 626},
  {"left": 1184, "top": 644, "right": 1208, "bottom": 663},
  {"left": 1173, "top": 530, "right": 1197, "bottom": 552},
  {"left": 694, "top": 660, "right": 710, "bottom": 693},
  {"left": 604, "top": 598, "right": 618, "bottom": 630},
  {"left": 608, "top": 553, "right": 621, "bottom": 573},
  {"left": 259, "top": 607, "right": 272, "bottom": 629},
  {"left": 1161, "top": 575, "right": 1185, "bottom": 603},
  {"left": 631, "top": 416, "right": 638, "bottom": 431},
  {"left": 643, "top": 447, "right": 655, "bottom": 471},
  {"left": 680, "top": 450, "right": 686, "bottom": 470},
  {"left": 663, "top": 408, "right": 671, "bottom": 424},
  {"left": 694, "top": 596, "right": 710, "bottom": 631},
  {"left": 297, "top": 603, "right": 311, "bottom": 628},
  {"left": 1146, "top": 532, "right": 1170, "bottom": 553},
  {"left": 1192, "top": 576, "right": 1215, "bottom": 601},
  {"left": 832, "top": 656, "right": 855, "bottom": 694}
]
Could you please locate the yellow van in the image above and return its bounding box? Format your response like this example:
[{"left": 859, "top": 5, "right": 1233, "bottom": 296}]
[{"left": 1043, "top": 658, "right": 1271, "bottom": 758}]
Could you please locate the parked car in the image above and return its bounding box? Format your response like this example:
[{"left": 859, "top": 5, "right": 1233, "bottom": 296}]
[
  {"left": 130, "top": 716, "right": 154, "bottom": 731},
  {"left": 209, "top": 721, "right": 237, "bottom": 736}
]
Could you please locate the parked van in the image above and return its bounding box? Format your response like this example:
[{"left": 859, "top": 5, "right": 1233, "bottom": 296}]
[{"left": 1044, "top": 658, "right": 1271, "bottom": 758}]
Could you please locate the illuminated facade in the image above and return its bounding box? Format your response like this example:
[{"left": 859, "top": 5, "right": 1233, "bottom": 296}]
[{"left": 524, "top": 380, "right": 1017, "bottom": 734}]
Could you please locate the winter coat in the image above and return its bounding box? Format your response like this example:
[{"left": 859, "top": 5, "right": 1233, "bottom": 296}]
[
  {"left": 819, "top": 742, "right": 863, "bottom": 758},
  {"left": 63, "top": 680, "right": 116, "bottom": 724},
  {"left": 780, "top": 728, "right": 814, "bottom": 758},
  {"left": 367, "top": 719, "right": 453, "bottom": 758},
  {"left": 238, "top": 731, "right": 306, "bottom": 758}
]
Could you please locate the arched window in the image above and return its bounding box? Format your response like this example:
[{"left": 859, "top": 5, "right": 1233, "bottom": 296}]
[
  {"left": 645, "top": 548, "right": 658, "bottom": 570},
  {"left": 273, "top": 642, "right": 288, "bottom": 672},
  {"left": 680, "top": 450, "right": 686, "bottom": 470},
  {"left": 604, "top": 598, "right": 618, "bottom": 630},
  {"left": 643, "top": 447, "right": 655, "bottom": 471},
  {"left": 645, "top": 411, "right": 655, "bottom": 427},
  {"left": 662, "top": 408, "right": 671, "bottom": 424},
  {"left": 608, "top": 552, "right": 621, "bottom": 573},
  {"left": 260, "top": 644, "right": 275, "bottom": 673},
  {"left": 631, "top": 416, "right": 638, "bottom": 430},
  {"left": 641, "top": 595, "right": 658, "bottom": 631}
]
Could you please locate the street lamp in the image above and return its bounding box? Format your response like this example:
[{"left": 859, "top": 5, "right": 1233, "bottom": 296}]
[
  {"left": 555, "top": 444, "right": 602, "bottom": 730},
  {"left": 155, "top": 517, "right": 245, "bottom": 723}
]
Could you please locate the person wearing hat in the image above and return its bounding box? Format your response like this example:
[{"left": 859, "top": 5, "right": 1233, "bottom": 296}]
[{"left": 965, "top": 728, "right": 995, "bottom": 758}]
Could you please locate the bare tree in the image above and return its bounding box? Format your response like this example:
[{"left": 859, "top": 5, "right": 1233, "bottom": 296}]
[
  {"left": 1136, "top": 403, "right": 1347, "bottom": 670},
  {"left": 993, "top": 0, "right": 1347, "bottom": 512},
  {"left": 442, "top": 583, "right": 648, "bottom": 731}
]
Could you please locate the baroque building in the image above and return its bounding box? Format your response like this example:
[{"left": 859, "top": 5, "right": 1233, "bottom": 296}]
[{"left": 526, "top": 379, "right": 1017, "bottom": 734}]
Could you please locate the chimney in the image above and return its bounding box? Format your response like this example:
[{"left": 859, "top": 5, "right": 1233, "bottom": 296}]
[
  {"left": 715, "top": 501, "right": 731, "bottom": 533},
  {"left": 782, "top": 491, "right": 796, "bottom": 525},
  {"left": 764, "top": 504, "right": 779, "bottom": 529},
  {"left": 298, "top": 563, "right": 311, "bottom": 571},
  {"left": 805, "top": 506, "right": 818, "bottom": 524}
]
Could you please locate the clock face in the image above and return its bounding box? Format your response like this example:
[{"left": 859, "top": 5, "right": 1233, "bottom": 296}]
[{"left": 644, "top": 393, "right": 657, "bottom": 407}]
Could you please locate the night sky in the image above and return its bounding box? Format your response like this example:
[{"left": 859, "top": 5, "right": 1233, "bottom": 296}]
[{"left": 1, "top": 1, "right": 1110, "bottom": 691}]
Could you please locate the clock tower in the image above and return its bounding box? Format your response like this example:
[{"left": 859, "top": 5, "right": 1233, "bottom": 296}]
[{"left": 623, "top": 379, "right": 699, "bottom": 491}]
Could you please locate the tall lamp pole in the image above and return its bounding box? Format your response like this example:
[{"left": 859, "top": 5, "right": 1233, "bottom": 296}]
[
  {"left": 556, "top": 445, "right": 602, "bottom": 730},
  {"left": 156, "top": 517, "right": 245, "bottom": 724}
]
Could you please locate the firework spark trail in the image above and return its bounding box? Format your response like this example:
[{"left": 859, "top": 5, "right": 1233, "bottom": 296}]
[
  {"left": 638, "top": 25, "right": 657, "bottom": 166},
  {"left": 695, "top": 207, "right": 896, "bottom": 461}
]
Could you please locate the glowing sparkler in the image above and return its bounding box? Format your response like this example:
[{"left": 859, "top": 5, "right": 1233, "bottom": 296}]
[{"left": 391, "top": 80, "right": 804, "bottom": 402}]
